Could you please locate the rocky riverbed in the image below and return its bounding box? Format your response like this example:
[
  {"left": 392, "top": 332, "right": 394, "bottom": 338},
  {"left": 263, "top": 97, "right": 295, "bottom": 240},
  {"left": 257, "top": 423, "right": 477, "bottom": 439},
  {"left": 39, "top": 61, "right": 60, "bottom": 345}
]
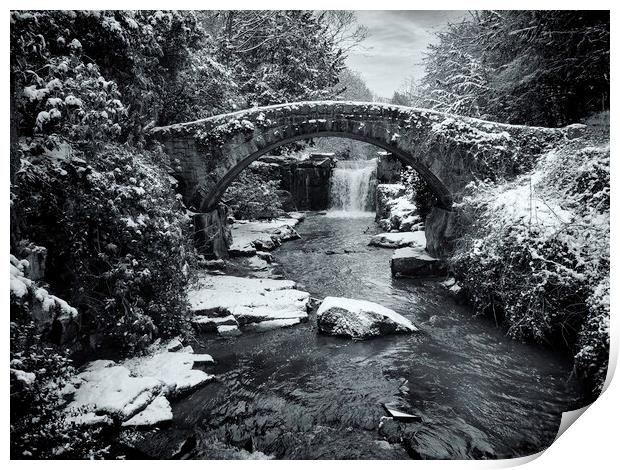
[{"left": 63, "top": 212, "right": 585, "bottom": 459}]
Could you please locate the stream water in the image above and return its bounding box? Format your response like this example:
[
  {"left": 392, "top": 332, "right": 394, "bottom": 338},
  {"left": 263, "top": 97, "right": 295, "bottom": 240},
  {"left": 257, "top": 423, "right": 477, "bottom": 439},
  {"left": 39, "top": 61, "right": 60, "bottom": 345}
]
[{"left": 175, "top": 213, "right": 584, "bottom": 460}]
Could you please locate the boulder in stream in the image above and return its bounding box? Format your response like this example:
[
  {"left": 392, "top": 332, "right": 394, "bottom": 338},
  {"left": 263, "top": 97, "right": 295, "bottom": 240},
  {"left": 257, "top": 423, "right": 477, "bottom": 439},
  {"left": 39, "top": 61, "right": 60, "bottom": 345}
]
[
  {"left": 316, "top": 296, "right": 417, "bottom": 339},
  {"left": 391, "top": 247, "right": 444, "bottom": 277}
]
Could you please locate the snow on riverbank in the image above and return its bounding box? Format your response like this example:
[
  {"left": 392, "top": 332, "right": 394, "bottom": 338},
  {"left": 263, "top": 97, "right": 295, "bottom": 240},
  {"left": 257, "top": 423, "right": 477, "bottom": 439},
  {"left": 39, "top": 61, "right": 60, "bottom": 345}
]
[
  {"left": 64, "top": 339, "right": 214, "bottom": 428},
  {"left": 189, "top": 275, "right": 310, "bottom": 335},
  {"left": 369, "top": 230, "right": 426, "bottom": 249},
  {"left": 229, "top": 212, "right": 305, "bottom": 256}
]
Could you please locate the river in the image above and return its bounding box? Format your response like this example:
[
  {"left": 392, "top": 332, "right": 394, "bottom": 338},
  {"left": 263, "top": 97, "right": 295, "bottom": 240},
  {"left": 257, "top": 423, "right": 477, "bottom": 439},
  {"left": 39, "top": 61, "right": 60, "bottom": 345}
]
[{"left": 174, "top": 212, "right": 584, "bottom": 460}]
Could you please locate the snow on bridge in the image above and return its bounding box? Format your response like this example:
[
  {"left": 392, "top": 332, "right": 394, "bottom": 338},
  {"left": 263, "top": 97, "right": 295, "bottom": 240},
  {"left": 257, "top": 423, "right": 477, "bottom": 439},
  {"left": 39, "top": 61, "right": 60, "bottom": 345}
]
[{"left": 150, "top": 100, "right": 566, "bottom": 213}]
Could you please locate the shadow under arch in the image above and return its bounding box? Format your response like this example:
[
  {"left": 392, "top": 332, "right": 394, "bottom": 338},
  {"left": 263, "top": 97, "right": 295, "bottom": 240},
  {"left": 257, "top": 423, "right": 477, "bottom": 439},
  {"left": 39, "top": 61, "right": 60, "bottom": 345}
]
[{"left": 200, "top": 131, "right": 453, "bottom": 213}]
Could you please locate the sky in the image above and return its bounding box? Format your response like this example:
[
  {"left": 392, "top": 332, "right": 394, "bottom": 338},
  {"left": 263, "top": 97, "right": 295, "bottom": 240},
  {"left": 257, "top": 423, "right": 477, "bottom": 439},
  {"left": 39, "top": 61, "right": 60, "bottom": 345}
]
[{"left": 346, "top": 10, "right": 466, "bottom": 98}]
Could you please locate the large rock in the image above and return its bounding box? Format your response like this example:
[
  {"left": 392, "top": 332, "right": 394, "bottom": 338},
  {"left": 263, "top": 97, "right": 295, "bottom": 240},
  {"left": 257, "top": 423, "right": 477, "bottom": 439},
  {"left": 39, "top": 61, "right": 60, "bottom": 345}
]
[
  {"left": 66, "top": 360, "right": 164, "bottom": 420},
  {"left": 10, "top": 255, "right": 81, "bottom": 346},
  {"left": 122, "top": 396, "right": 173, "bottom": 427},
  {"left": 288, "top": 157, "right": 334, "bottom": 210},
  {"left": 369, "top": 231, "right": 426, "bottom": 249},
  {"left": 122, "top": 348, "right": 215, "bottom": 397},
  {"left": 391, "top": 247, "right": 444, "bottom": 277},
  {"left": 316, "top": 296, "right": 417, "bottom": 339}
]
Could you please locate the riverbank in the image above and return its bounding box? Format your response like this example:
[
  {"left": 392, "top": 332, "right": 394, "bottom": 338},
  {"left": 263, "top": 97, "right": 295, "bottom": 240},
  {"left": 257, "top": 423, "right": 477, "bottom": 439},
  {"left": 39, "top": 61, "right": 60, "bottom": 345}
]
[
  {"left": 168, "top": 213, "right": 583, "bottom": 459},
  {"left": 447, "top": 119, "right": 610, "bottom": 398}
]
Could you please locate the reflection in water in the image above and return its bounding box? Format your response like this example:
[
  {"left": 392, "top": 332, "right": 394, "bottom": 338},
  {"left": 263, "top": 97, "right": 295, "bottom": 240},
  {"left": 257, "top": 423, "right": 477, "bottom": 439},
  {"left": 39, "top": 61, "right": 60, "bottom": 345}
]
[{"left": 175, "top": 214, "right": 584, "bottom": 459}]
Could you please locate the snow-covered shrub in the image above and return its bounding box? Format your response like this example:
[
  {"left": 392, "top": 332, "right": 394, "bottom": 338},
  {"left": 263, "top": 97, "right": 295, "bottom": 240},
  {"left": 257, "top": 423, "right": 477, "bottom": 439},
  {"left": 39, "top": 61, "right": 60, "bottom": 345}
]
[
  {"left": 223, "top": 171, "right": 284, "bottom": 220},
  {"left": 14, "top": 140, "right": 193, "bottom": 352},
  {"left": 11, "top": 10, "right": 208, "bottom": 136},
  {"left": 11, "top": 318, "right": 109, "bottom": 458},
  {"left": 451, "top": 137, "right": 609, "bottom": 397},
  {"left": 19, "top": 53, "right": 126, "bottom": 141}
]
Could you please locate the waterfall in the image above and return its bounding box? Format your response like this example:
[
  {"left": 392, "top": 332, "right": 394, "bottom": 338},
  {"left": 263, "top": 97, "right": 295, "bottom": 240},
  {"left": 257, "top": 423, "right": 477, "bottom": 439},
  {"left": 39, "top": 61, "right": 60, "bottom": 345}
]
[{"left": 328, "top": 159, "right": 377, "bottom": 215}]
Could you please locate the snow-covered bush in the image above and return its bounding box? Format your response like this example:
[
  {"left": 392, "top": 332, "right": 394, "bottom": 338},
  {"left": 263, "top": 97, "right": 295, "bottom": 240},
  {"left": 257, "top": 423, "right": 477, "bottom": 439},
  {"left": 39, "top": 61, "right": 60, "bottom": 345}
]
[
  {"left": 19, "top": 53, "right": 126, "bottom": 141},
  {"left": 11, "top": 10, "right": 209, "bottom": 136},
  {"left": 11, "top": 317, "right": 109, "bottom": 458},
  {"left": 14, "top": 141, "right": 193, "bottom": 352},
  {"left": 451, "top": 136, "right": 609, "bottom": 397},
  {"left": 223, "top": 171, "right": 284, "bottom": 220}
]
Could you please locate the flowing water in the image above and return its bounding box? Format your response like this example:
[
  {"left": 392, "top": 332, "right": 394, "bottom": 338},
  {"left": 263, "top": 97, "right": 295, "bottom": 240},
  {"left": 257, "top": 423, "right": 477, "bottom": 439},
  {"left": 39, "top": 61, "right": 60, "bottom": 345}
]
[
  {"left": 174, "top": 213, "right": 584, "bottom": 460},
  {"left": 328, "top": 159, "right": 377, "bottom": 215}
]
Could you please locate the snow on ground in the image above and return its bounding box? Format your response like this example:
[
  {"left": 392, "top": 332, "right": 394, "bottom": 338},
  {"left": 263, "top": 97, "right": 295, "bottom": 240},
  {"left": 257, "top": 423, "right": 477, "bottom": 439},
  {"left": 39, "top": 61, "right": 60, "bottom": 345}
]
[
  {"left": 229, "top": 213, "right": 304, "bottom": 255},
  {"left": 369, "top": 230, "right": 426, "bottom": 249},
  {"left": 121, "top": 396, "right": 173, "bottom": 427},
  {"left": 316, "top": 296, "right": 417, "bottom": 339},
  {"left": 189, "top": 275, "right": 310, "bottom": 334},
  {"left": 64, "top": 339, "right": 214, "bottom": 428}
]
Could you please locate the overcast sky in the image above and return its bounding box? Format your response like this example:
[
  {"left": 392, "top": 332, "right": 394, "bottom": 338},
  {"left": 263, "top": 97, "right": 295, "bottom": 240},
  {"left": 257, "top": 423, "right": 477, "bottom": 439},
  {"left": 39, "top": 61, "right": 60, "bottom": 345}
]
[{"left": 346, "top": 10, "right": 466, "bottom": 98}]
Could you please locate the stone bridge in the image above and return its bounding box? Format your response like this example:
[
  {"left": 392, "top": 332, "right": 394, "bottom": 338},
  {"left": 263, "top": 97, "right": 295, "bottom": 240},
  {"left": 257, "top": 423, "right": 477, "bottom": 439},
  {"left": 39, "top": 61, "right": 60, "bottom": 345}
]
[{"left": 149, "top": 101, "right": 569, "bottom": 255}]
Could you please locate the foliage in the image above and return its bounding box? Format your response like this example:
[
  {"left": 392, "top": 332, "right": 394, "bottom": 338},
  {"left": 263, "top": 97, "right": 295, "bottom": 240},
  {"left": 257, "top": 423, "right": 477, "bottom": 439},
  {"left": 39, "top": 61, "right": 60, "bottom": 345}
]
[
  {"left": 418, "top": 11, "right": 609, "bottom": 126},
  {"left": 333, "top": 68, "right": 373, "bottom": 101},
  {"left": 10, "top": 319, "right": 110, "bottom": 459},
  {"left": 401, "top": 166, "right": 436, "bottom": 220},
  {"left": 223, "top": 171, "right": 284, "bottom": 220},
  {"left": 14, "top": 142, "right": 193, "bottom": 353},
  {"left": 11, "top": 10, "right": 214, "bottom": 136},
  {"left": 205, "top": 11, "right": 345, "bottom": 106},
  {"left": 451, "top": 132, "right": 609, "bottom": 397}
]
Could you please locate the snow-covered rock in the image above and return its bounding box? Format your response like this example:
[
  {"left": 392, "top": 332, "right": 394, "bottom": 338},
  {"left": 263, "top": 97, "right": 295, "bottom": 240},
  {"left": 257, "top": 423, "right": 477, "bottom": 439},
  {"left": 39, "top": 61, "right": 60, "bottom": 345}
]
[
  {"left": 229, "top": 214, "right": 302, "bottom": 255},
  {"left": 244, "top": 318, "right": 301, "bottom": 332},
  {"left": 217, "top": 325, "right": 242, "bottom": 337},
  {"left": 188, "top": 275, "right": 310, "bottom": 335},
  {"left": 65, "top": 340, "right": 215, "bottom": 427},
  {"left": 123, "top": 349, "right": 214, "bottom": 397},
  {"left": 375, "top": 184, "right": 422, "bottom": 232},
  {"left": 316, "top": 296, "right": 417, "bottom": 339},
  {"left": 369, "top": 231, "right": 426, "bottom": 249},
  {"left": 67, "top": 360, "right": 163, "bottom": 420},
  {"left": 10, "top": 255, "right": 81, "bottom": 345},
  {"left": 122, "top": 396, "right": 173, "bottom": 427},
  {"left": 192, "top": 314, "right": 238, "bottom": 332},
  {"left": 391, "top": 247, "right": 443, "bottom": 277}
]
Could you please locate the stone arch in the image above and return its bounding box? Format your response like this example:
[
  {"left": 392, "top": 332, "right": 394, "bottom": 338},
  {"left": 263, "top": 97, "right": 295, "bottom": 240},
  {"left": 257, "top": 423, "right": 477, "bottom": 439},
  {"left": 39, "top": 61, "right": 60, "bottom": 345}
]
[
  {"left": 202, "top": 130, "right": 453, "bottom": 213},
  {"left": 149, "top": 101, "right": 565, "bottom": 256}
]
